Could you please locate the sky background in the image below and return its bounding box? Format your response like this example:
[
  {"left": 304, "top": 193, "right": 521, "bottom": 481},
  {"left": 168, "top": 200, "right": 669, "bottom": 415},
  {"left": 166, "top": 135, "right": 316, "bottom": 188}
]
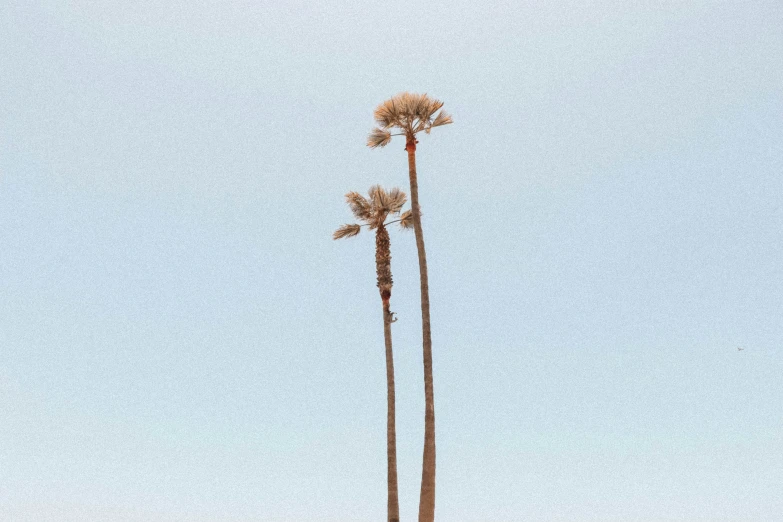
[{"left": 2, "top": 1, "right": 782, "bottom": 521}]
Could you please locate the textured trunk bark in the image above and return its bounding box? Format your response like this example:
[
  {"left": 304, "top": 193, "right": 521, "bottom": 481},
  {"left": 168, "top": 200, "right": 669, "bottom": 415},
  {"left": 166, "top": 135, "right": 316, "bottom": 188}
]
[
  {"left": 383, "top": 301, "right": 400, "bottom": 522},
  {"left": 376, "top": 224, "right": 399, "bottom": 521},
  {"left": 406, "top": 137, "right": 436, "bottom": 522}
]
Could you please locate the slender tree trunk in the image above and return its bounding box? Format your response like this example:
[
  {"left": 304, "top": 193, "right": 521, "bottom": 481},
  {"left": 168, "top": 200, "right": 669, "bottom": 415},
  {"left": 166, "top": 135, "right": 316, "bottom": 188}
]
[
  {"left": 406, "top": 137, "right": 436, "bottom": 522},
  {"left": 376, "top": 224, "right": 399, "bottom": 521},
  {"left": 382, "top": 301, "right": 400, "bottom": 522}
]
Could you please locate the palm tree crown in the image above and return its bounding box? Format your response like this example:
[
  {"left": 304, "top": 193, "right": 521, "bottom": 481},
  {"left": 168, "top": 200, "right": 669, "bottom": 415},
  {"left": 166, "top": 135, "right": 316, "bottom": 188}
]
[
  {"left": 368, "top": 92, "right": 453, "bottom": 148},
  {"left": 333, "top": 186, "right": 411, "bottom": 301},
  {"left": 333, "top": 185, "right": 412, "bottom": 237}
]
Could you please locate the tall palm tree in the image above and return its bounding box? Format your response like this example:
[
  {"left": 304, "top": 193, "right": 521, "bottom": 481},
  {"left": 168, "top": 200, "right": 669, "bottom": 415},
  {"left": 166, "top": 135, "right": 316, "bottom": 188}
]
[
  {"left": 334, "top": 185, "right": 412, "bottom": 522},
  {"left": 368, "top": 92, "right": 452, "bottom": 522}
]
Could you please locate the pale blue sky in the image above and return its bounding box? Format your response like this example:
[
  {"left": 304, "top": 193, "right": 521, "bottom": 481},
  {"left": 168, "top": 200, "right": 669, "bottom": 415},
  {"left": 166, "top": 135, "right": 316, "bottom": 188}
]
[{"left": 2, "top": 1, "right": 782, "bottom": 521}]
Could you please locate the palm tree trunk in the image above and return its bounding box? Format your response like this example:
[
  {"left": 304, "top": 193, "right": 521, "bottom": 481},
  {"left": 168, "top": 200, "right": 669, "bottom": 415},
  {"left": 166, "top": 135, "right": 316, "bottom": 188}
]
[
  {"left": 376, "top": 224, "right": 399, "bottom": 521},
  {"left": 406, "top": 137, "right": 436, "bottom": 522},
  {"left": 382, "top": 301, "right": 400, "bottom": 522}
]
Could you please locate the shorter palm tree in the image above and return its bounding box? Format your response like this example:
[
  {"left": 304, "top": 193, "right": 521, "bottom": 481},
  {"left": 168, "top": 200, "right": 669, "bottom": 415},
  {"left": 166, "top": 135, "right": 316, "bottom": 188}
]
[{"left": 334, "top": 186, "right": 412, "bottom": 522}]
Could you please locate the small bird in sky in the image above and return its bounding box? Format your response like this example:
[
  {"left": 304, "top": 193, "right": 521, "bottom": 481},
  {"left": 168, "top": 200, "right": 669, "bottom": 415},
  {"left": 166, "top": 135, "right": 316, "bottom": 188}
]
[{"left": 737, "top": 347, "right": 744, "bottom": 351}]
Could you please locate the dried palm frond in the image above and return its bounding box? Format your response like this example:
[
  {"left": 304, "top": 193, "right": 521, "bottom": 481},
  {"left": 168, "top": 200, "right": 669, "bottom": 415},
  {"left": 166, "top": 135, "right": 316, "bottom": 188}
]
[
  {"left": 333, "top": 223, "right": 361, "bottom": 240},
  {"left": 402, "top": 93, "right": 442, "bottom": 122},
  {"left": 386, "top": 187, "right": 407, "bottom": 213},
  {"left": 416, "top": 95, "right": 431, "bottom": 119},
  {"left": 367, "top": 185, "right": 408, "bottom": 216},
  {"left": 374, "top": 97, "right": 403, "bottom": 128},
  {"left": 345, "top": 191, "right": 372, "bottom": 221},
  {"left": 431, "top": 110, "right": 453, "bottom": 128},
  {"left": 419, "top": 95, "right": 443, "bottom": 121},
  {"left": 427, "top": 98, "right": 445, "bottom": 116},
  {"left": 399, "top": 210, "right": 413, "bottom": 229},
  {"left": 402, "top": 92, "right": 422, "bottom": 118},
  {"left": 367, "top": 127, "right": 392, "bottom": 148},
  {"left": 373, "top": 103, "right": 393, "bottom": 127},
  {"left": 368, "top": 185, "right": 389, "bottom": 214}
]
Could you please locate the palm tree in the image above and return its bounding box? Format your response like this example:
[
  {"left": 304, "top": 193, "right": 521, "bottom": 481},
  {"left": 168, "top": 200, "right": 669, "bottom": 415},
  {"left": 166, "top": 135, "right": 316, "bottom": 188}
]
[
  {"left": 368, "top": 92, "right": 452, "bottom": 522},
  {"left": 334, "top": 185, "right": 412, "bottom": 522}
]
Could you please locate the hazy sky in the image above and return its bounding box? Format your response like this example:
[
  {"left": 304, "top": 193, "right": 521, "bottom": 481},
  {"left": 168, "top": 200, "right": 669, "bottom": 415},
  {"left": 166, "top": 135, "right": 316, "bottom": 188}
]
[{"left": 2, "top": 1, "right": 782, "bottom": 520}]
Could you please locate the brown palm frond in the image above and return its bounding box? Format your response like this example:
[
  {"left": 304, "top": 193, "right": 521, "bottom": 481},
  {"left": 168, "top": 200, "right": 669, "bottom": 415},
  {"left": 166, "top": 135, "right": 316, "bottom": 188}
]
[
  {"left": 373, "top": 103, "right": 393, "bottom": 127},
  {"left": 368, "top": 185, "right": 408, "bottom": 216},
  {"left": 405, "top": 93, "right": 442, "bottom": 123},
  {"left": 415, "top": 94, "right": 431, "bottom": 119},
  {"left": 427, "top": 98, "right": 445, "bottom": 116},
  {"left": 345, "top": 191, "right": 372, "bottom": 221},
  {"left": 333, "top": 223, "right": 362, "bottom": 239},
  {"left": 367, "top": 127, "right": 392, "bottom": 148},
  {"left": 431, "top": 110, "right": 453, "bottom": 128},
  {"left": 369, "top": 184, "right": 389, "bottom": 214},
  {"left": 386, "top": 187, "right": 407, "bottom": 213},
  {"left": 419, "top": 94, "right": 443, "bottom": 121},
  {"left": 403, "top": 92, "right": 424, "bottom": 119},
  {"left": 374, "top": 92, "right": 412, "bottom": 128},
  {"left": 374, "top": 98, "right": 402, "bottom": 128},
  {"left": 399, "top": 210, "right": 413, "bottom": 229}
]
